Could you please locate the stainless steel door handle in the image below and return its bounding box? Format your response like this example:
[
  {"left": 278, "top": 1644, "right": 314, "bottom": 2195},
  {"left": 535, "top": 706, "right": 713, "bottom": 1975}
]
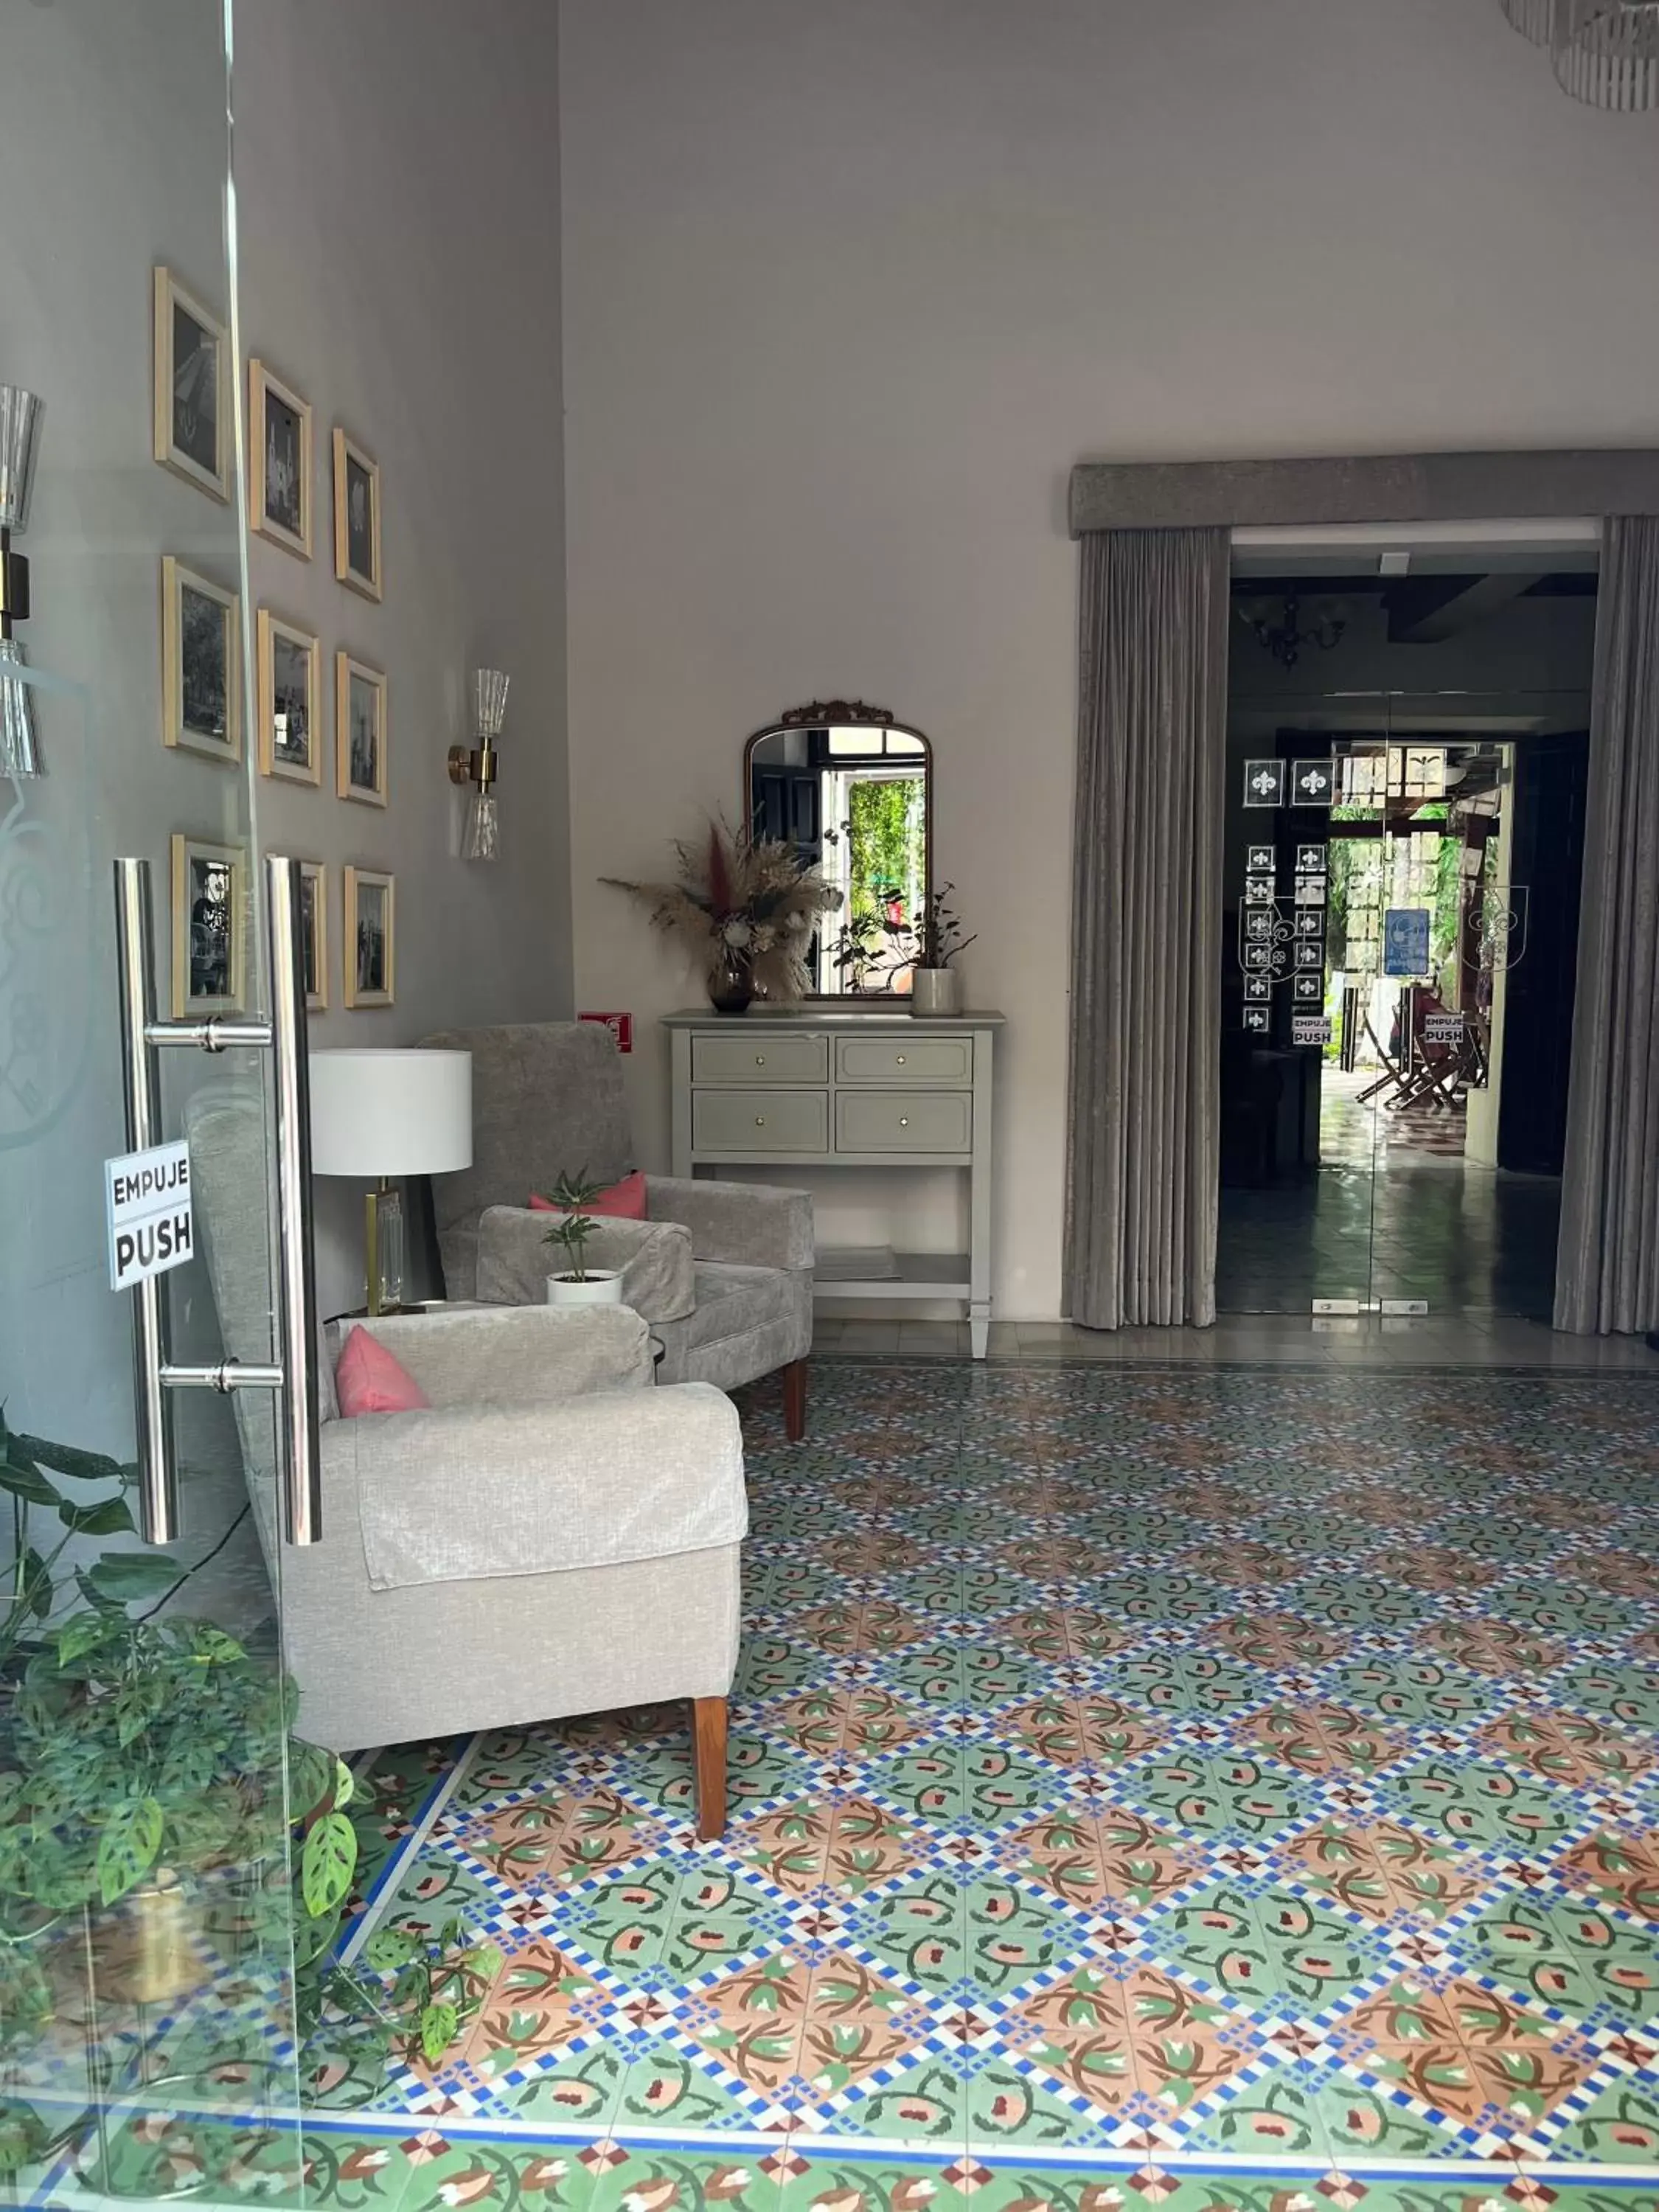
[
  {"left": 113, "top": 859, "right": 177, "bottom": 1546},
  {"left": 265, "top": 856, "right": 321, "bottom": 1547},
  {"left": 112, "top": 856, "right": 321, "bottom": 1548}
]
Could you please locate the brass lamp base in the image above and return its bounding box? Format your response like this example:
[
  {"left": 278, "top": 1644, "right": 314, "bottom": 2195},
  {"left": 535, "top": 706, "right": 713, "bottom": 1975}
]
[{"left": 364, "top": 1177, "right": 404, "bottom": 1316}]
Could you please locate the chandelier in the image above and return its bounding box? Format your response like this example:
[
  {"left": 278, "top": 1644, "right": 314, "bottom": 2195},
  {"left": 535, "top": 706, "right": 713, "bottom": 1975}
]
[
  {"left": 1236, "top": 591, "right": 1347, "bottom": 672},
  {"left": 1500, "top": 0, "right": 1659, "bottom": 111}
]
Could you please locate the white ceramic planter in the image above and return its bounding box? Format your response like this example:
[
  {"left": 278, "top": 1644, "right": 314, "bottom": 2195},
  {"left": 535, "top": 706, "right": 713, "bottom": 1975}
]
[
  {"left": 910, "top": 967, "right": 962, "bottom": 1017},
  {"left": 546, "top": 1271, "right": 625, "bottom": 1307}
]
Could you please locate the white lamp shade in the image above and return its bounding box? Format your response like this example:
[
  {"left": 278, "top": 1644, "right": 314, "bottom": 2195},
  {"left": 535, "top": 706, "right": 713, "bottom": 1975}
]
[{"left": 309, "top": 1048, "right": 473, "bottom": 1178}]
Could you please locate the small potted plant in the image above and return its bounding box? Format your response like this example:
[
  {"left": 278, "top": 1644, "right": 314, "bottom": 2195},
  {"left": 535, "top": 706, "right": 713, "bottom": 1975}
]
[
  {"left": 906, "top": 884, "right": 976, "bottom": 1017},
  {"left": 539, "top": 1171, "right": 625, "bottom": 1307}
]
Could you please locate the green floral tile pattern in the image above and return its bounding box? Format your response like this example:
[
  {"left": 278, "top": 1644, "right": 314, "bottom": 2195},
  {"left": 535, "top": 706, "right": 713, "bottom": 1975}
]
[{"left": 34, "top": 1360, "right": 1659, "bottom": 2206}]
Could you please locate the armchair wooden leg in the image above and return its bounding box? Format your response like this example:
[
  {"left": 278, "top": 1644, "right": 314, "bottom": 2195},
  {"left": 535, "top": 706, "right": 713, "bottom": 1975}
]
[
  {"left": 782, "top": 1357, "right": 809, "bottom": 1443},
  {"left": 692, "top": 1696, "right": 728, "bottom": 1842}
]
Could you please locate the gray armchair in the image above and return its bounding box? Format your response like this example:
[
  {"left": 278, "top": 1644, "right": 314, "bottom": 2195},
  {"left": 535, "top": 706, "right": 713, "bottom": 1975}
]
[
  {"left": 422, "top": 1022, "right": 814, "bottom": 1438},
  {"left": 187, "top": 1091, "right": 747, "bottom": 1839}
]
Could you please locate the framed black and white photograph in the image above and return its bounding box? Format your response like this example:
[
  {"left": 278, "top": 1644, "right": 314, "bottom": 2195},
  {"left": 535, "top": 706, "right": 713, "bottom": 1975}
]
[
  {"left": 161, "top": 557, "right": 241, "bottom": 765},
  {"left": 1246, "top": 844, "right": 1275, "bottom": 874},
  {"left": 248, "top": 358, "right": 313, "bottom": 558},
  {"left": 332, "top": 427, "right": 382, "bottom": 602},
  {"left": 170, "top": 832, "right": 246, "bottom": 1019},
  {"left": 297, "top": 859, "right": 327, "bottom": 1012},
  {"left": 152, "top": 267, "right": 229, "bottom": 500},
  {"left": 1244, "top": 759, "right": 1286, "bottom": 808},
  {"left": 257, "top": 610, "right": 321, "bottom": 785},
  {"left": 336, "top": 653, "right": 388, "bottom": 807},
  {"left": 344, "top": 866, "right": 394, "bottom": 1009}
]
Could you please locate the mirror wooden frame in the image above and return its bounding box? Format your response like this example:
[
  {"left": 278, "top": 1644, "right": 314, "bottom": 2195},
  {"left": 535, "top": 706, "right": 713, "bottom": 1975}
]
[{"left": 743, "top": 699, "right": 934, "bottom": 1003}]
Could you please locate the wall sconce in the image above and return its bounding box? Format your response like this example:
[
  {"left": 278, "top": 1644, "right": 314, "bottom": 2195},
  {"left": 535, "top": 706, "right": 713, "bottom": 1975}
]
[
  {"left": 448, "top": 667, "right": 508, "bottom": 861},
  {"left": 0, "top": 384, "right": 44, "bottom": 779}
]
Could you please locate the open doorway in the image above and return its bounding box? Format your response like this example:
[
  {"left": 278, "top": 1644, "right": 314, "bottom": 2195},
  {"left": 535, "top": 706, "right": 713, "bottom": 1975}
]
[{"left": 1216, "top": 529, "right": 1596, "bottom": 1319}]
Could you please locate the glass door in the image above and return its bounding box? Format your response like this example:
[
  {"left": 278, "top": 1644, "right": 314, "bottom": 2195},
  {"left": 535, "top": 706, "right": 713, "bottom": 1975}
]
[
  {"left": 1, "top": 4, "right": 316, "bottom": 2200},
  {"left": 1220, "top": 727, "right": 1384, "bottom": 1312},
  {"left": 1221, "top": 700, "right": 1559, "bottom": 1319}
]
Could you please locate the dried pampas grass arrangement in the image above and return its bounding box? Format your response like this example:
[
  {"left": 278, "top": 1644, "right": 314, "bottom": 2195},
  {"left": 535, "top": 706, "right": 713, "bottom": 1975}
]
[{"left": 604, "top": 821, "right": 842, "bottom": 1004}]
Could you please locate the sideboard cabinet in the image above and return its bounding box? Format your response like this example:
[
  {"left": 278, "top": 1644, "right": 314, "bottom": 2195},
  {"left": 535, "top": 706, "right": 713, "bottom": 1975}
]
[{"left": 664, "top": 1009, "right": 1004, "bottom": 1357}]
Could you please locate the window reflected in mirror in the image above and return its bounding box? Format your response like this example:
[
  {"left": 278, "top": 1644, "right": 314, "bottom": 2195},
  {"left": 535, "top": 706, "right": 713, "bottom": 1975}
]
[{"left": 746, "top": 705, "right": 932, "bottom": 996}]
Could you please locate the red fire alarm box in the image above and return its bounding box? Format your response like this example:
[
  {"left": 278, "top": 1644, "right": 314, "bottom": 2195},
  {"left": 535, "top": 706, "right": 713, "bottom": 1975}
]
[{"left": 580, "top": 1011, "right": 633, "bottom": 1054}]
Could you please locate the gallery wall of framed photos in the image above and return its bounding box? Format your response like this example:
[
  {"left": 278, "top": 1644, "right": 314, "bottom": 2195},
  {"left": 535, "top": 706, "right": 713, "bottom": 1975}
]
[{"left": 154, "top": 262, "right": 394, "bottom": 1020}]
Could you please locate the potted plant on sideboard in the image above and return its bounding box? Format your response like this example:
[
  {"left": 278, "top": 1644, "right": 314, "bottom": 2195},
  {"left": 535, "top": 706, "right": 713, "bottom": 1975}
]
[
  {"left": 540, "top": 1172, "right": 625, "bottom": 1306},
  {"left": 907, "top": 884, "right": 977, "bottom": 1017}
]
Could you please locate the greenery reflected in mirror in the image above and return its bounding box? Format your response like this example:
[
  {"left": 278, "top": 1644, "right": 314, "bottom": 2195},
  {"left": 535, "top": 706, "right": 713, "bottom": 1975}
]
[{"left": 745, "top": 700, "right": 932, "bottom": 997}]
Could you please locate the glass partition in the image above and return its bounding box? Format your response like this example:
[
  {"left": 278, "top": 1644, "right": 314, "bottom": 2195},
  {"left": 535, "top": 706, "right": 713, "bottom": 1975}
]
[
  {"left": 1219, "top": 687, "right": 1589, "bottom": 1320},
  {"left": 0, "top": 4, "right": 305, "bottom": 2200}
]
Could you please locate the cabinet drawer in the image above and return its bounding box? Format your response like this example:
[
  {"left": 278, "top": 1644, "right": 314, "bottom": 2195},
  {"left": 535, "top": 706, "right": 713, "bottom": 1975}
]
[
  {"left": 693, "top": 1088, "right": 828, "bottom": 1154},
  {"left": 692, "top": 1031, "right": 829, "bottom": 1085},
  {"left": 835, "top": 1090, "right": 972, "bottom": 1155},
  {"left": 836, "top": 1034, "right": 973, "bottom": 1085}
]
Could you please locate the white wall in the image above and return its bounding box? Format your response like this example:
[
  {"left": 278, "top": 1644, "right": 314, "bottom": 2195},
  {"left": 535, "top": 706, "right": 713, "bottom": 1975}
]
[
  {"left": 237, "top": 0, "right": 571, "bottom": 1316},
  {"left": 560, "top": 0, "right": 1659, "bottom": 1320},
  {"left": 0, "top": 0, "right": 567, "bottom": 1558}
]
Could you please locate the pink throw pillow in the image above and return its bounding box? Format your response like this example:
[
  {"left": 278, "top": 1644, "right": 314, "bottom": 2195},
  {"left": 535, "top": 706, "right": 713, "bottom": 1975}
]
[
  {"left": 335, "top": 1327, "right": 431, "bottom": 1417},
  {"left": 528, "top": 1170, "right": 648, "bottom": 1220}
]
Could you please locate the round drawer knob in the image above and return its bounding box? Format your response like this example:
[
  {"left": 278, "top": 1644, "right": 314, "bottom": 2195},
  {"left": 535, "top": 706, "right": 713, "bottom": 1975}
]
[
  {"left": 899, "top": 1116, "right": 909, "bottom": 1127},
  {"left": 754, "top": 1115, "right": 765, "bottom": 1127},
  {"left": 897, "top": 1054, "right": 906, "bottom": 1065},
  {"left": 755, "top": 1054, "right": 765, "bottom": 1065}
]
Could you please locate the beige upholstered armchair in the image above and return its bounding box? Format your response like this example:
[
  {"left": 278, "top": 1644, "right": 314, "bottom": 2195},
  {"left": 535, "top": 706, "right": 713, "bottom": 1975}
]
[
  {"left": 423, "top": 1022, "right": 815, "bottom": 1439},
  {"left": 187, "top": 1091, "right": 747, "bottom": 1840}
]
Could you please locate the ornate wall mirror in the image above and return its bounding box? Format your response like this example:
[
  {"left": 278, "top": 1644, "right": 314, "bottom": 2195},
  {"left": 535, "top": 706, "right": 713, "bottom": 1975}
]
[{"left": 745, "top": 700, "right": 933, "bottom": 998}]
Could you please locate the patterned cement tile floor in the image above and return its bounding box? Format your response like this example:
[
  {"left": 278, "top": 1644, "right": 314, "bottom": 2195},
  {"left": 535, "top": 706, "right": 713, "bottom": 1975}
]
[{"left": 28, "top": 1360, "right": 1659, "bottom": 2211}]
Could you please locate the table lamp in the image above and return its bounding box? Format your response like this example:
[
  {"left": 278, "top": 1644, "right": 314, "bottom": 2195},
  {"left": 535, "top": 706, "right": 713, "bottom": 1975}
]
[{"left": 309, "top": 1048, "right": 472, "bottom": 1314}]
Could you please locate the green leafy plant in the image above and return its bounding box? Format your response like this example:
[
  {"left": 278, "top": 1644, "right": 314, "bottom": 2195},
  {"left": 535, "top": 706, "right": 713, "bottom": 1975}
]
[
  {"left": 832, "top": 882, "right": 975, "bottom": 992},
  {"left": 830, "top": 907, "right": 911, "bottom": 992},
  {"left": 342, "top": 1916, "right": 501, "bottom": 2072},
  {"left": 0, "top": 1412, "right": 484, "bottom": 2155},
  {"left": 908, "top": 883, "right": 976, "bottom": 972},
  {"left": 538, "top": 1169, "right": 612, "bottom": 1283}
]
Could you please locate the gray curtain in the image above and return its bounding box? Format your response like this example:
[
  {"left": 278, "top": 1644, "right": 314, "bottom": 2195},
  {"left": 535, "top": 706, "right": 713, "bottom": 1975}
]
[
  {"left": 1064, "top": 526, "right": 1228, "bottom": 1329},
  {"left": 1555, "top": 515, "right": 1659, "bottom": 1335}
]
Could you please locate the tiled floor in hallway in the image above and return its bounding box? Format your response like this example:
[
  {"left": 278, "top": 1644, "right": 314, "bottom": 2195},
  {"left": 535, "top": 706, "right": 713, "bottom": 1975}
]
[{"left": 55, "top": 1358, "right": 1659, "bottom": 2210}]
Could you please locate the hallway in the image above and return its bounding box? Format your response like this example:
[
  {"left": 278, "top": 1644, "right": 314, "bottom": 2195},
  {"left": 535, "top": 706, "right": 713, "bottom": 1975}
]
[{"left": 1217, "top": 1083, "right": 1565, "bottom": 1319}]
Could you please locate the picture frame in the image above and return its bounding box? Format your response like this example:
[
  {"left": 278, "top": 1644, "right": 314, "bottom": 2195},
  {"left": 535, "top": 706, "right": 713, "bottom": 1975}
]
[
  {"left": 297, "top": 859, "right": 328, "bottom": 1012},
  {"left": 161, "top": 557, "right": 242, "bottom": 765},
  {"left": 332, "top": 428, "right": 382, "bottom": 602},
  {"left": 256, "top": 610, "right": 322, "bottom": 785},
  {"left": 343, "top": 866, "right": 394, "bottom": 1009},
  {"left": 170, "top": 832, "right": 246, "bottom": 1019},
  {"left": 248, "top": 358, "right": 313, "bottom": 559},
  {"left": 152, "top": 266, "right": 230, "bottom": 501},
  {"left": 336, "top": 653, "right": 388, "bottom": 807}
]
